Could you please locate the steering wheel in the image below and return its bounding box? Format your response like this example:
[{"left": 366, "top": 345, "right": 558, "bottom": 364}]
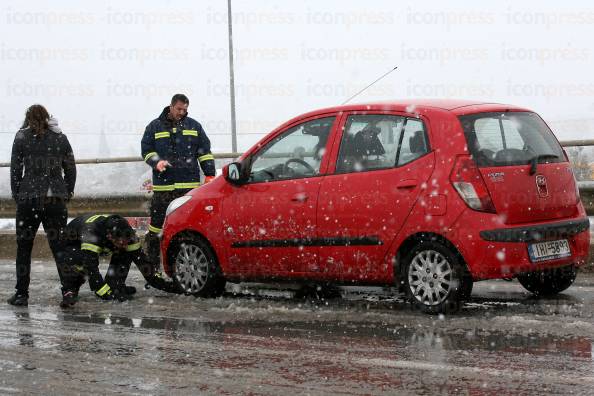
[{"left": 283, "top": 158, "right": 315, "bottom": 176}]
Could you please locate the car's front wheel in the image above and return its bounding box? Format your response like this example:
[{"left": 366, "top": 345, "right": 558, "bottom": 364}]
[
  {"left": 402, "top": 241, "right": 471, "bottom": 314},
  {"left": 517, "top": 265, "right": 577, "bottom": 296},
  {"left": 169, "top": 236, "right": 226, "bottom": 297}
]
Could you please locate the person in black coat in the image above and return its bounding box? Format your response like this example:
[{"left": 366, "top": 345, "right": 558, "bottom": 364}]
[{"left": 8, "top": 104, "right": 76, "bottom": 306}]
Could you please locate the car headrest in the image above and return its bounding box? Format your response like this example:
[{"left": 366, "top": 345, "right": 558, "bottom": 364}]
[
  {"left": 303, "top": 124, "right": 330, "bottom": 137},
  {"left": 353, "top": 128, "right": 385, "bottom": 156},
  {"left": 409, "top": 131, "right": 426, "bottom": 154}
]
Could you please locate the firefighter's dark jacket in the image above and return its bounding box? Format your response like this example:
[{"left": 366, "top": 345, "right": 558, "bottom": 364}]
[
  {"left": 141, "top": 106, "right": 216, "bottom": 192},
  {"left": 10, "top": 127, "right": 76, "bottom": 201},
  {"left": 63, "top": 214, "right": 143, "bottom": 290}
]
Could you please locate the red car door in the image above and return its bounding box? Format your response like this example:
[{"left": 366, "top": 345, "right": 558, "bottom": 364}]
[
  {"left": 316, "top": 112, "right": 435, "bottom": 282},
  {"left": 222, "top": 115, "right": 338, "bottom": 277}
]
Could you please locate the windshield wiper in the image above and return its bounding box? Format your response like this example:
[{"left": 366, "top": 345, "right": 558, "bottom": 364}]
[{"left": 529, "top": 154, "right": 559, "bottom": 175}]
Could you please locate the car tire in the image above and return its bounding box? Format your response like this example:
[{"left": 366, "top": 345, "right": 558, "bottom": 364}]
[
  {"left": 402, "top": 241, "right": 471, "bottom": 314},
  {"left": 169, "top": 236, "right": 226, "bottom": 297},
  {"left": 517, "top": 265, "right": 577, "bottom": 296}
]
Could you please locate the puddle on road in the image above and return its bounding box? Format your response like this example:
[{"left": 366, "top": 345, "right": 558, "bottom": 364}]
[
  {"left": 2, "top": 281, "right": 593, "bottom": 377},
  {"left": 1, "top": 307, "right": 592, "bottom": 363}
]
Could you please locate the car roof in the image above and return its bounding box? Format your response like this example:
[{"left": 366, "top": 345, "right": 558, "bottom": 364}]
[{"left": 297, "top": 99, "right": 532, "bottom": 119}]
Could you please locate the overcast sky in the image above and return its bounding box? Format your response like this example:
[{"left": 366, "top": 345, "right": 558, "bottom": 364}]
[{"left": 1, "top": 0, "right": 594, "bottom": 161}]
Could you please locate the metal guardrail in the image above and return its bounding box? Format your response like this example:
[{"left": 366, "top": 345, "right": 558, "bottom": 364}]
[
  {"left": 559, "top": 139, "right": 594, "bottom": 147},
  {"left": 0, "top": 153, "right": 242, "bottom": 168}
]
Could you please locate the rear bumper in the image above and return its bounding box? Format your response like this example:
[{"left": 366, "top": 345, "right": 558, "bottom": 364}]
[
  {"left": 479, "top": 218, "right": 590, "bottom": 243},
  {"left": 450, "top": 214, "right": 591, "bottom": 280}
]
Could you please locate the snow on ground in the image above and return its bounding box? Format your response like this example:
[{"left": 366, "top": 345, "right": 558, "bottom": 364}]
[{"left": 0, "top": 219, "right": 14, "bottom": 231}]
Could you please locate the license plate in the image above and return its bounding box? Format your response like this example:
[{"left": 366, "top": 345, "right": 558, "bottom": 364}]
[{"left": 528, "top": 239, "right": 571, "bottom": 262}]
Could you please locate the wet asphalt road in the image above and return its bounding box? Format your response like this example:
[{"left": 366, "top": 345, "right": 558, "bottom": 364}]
[{"left": 2, "top": 260, "right": 594, "bottom": 395}]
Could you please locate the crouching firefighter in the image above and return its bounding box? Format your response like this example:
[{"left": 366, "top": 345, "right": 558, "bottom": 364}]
[{"left": 58, "top": 213, "right": 180, "bottom": 308}]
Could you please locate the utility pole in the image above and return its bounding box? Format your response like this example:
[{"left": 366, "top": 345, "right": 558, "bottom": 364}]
[{"left": 227, "top": 0, "right": 237, "bottom": 153}]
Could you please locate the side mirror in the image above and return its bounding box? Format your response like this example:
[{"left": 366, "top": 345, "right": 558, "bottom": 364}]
[{"left": 224, "top": 162, "right": 246, "bottom": 184}]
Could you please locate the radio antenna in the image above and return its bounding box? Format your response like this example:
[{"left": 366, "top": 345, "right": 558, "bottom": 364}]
[{"left": 341, "top": 66, "right": 398, "bottom": 105}]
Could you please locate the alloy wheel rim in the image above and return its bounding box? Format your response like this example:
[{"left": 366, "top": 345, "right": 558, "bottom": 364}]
[
  {"left": 408, "top": 249, "right": 453, "bottom": 306},
  {"left": 174, "top": 243, "right": 209, "bottom": 293}
]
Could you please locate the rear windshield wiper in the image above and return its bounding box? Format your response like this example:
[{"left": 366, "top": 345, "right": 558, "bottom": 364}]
[{"left": 529, "top": 154, "right": 559, "bottom": 175}]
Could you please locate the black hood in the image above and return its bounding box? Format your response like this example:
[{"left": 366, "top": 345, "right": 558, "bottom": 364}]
[
  {"left": 158, "top": 106, "right": 170, "bottom": 121},
  {"left": 158, "top": 105, "right": 188, "bottom": 128},
  {"left": 158, "top": 106, "right": 174, "bottom": 128}
]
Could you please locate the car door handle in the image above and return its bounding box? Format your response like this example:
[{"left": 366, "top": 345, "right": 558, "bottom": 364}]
[
  {"left": 291, "top": 193, "right": 309, "bottom": 202},
  {"left": 396, "top": 179, "right": 418, "bottom": 189}
]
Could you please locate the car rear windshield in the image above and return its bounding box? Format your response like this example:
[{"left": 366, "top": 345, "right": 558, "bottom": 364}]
[{"left": 458, "top": 112, "right": 565, "bottom": 167}]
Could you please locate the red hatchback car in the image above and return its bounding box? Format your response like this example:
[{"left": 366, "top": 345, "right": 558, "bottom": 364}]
[{"left": 160, "top": 99, "right": 590, "bottom": 313}]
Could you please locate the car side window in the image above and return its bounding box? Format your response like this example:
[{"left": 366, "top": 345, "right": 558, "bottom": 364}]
[
  {"left": 248, "top": 117, "right": 335, "bottom": 183},
  {"left": 336, "top": 115, "right": 405, "bottom": 173},
  {"left": 336, "top": 115, "right": 430, "bottom": 173},
  {"left": 397, "top": 119, "right": 429, "bottom": 166}
]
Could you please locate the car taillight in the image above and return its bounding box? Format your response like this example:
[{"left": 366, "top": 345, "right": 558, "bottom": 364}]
[
  {"left": 450, "top": 155, "right": 496, "bottom": 213},
  {"left": 571, "top": 171, "right": 581, "bottom": 203}
]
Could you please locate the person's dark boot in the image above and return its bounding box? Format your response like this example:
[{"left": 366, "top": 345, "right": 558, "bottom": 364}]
[
  {"left": 7, "top": 293, "right": 28, "bottom": 307},
  {"left": 113, "top": 288, "right": 132, "bottom": 302},
  {"left": 60, "top": 291, "right": 78, "bottom": 308},
  {"left": 123, "top": 285, "right": 136, "bottom": 295},
  {"left": 145, "top": 274, "right": 182, "bottom": 294}
]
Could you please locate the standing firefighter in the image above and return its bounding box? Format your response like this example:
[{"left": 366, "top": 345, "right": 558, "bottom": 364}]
[
  {"left": 141, "top": 94, "right": 216, "bottom": 270},
  {"left": 59, "top": 214, "right": 179, "bottom": 308}
]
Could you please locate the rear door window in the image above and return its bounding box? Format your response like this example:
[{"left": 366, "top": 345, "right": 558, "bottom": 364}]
[
  {"left": 458, "top": 112, "right": 565, "bottom": 167},
  {"left": 335, "top": 115, "right": 429, "bottom": 173}
]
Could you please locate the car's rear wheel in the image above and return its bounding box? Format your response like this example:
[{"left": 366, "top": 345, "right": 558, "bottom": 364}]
[
  {"left": 517, "top": 265, "right": 577, "bottom": 296},
  {"left": 170, "top": 236, "right": 226, "bottom": 297},
  {"left": 402, "top": 241, "right": 471, "bottom": 314}
]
